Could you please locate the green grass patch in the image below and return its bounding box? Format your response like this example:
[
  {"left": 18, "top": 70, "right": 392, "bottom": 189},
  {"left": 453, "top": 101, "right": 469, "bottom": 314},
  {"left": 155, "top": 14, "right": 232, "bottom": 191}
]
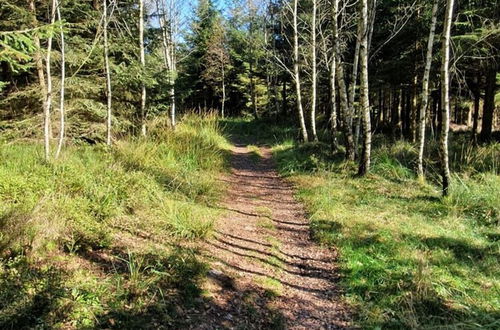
[
  {"left": 255, "top": 276, "right": 283, "bottom": 297},
  {"left": 0, "top": 114, "right": 230, "bottom": 328},
  {"left": 256, "top": 217, "right": 276, "bottom": 231},
  {"left": 247, "top": 145, "right": 263, "bottom": 163}
]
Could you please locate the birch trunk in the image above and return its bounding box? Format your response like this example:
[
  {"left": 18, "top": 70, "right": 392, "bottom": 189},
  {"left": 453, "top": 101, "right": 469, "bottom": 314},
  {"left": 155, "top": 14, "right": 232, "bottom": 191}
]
[
  {"left": 358, "top": 0, "right": 372, "bottom": 176},
  {"left": 440, "top": 0, "right": 454, "bottom": 196},
  {"left": 350, "top": 24, "right": 361, "bottom": 151},
  {"left": 293, "top": 0, "right": 309, "bottom": 142},
  {"left": 43, "top": 0, "right": 57, "bottom": 160},
  {"left": 168, "top": 0, "right": 177, "bottom": 128},
  {"left": 329, "top": 59, "right": 338, "bottom": 149},
  {"left": 139, "top": 0, "right": 147, "bottom": 136},
  {"left": 104, "top": 0, "right": 113, "bottom": 146},
  {"left": 417, "top": 0, "right": 438, "bottom": 178},
  {"left": 310, "top": 0, "right": 318, "bottom": 141},
  {"left": 329, "top": 0, "right": 339, "bottom": 151},
  {"left": 471, "top": 74, "right": 480, "bottom": 144},
  {"left": 55, "top": 0, "right": 66, "bottom": 158},
  {"left": 221, "top": 61, "right": 226, "bottom": 118}
]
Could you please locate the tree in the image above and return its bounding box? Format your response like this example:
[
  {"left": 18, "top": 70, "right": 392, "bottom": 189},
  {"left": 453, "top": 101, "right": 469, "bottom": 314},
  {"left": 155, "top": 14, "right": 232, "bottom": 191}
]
[
  {"left": 440, "top": 0, "right": 454, "bottom": 196},
  {"left": 201, "top": 16, "right": 230, "bottom": 116},
  {"left": 331, "top": 0, "right": 354, "bottom": 160},
  {"left": 358, "top": 0, "right": 372, "bottom": 176},
  {"left": 479, "top": 64, "right": 498, "bottom": 143},
  {"left": 310, "top": 0, "right": 318, "bottom": 141},
  {"left": 417, "top": 0, "right": 438, "bottom": 179},
  {"left": 139, "top": 0, "right": 147, "bottom": 136},
  {"left": 157, "top": 0, "right": 178, "bottom": 128},
  {"left": 43, "top": 0, "right": 57, "bottom": 160},
  {"left": 292, "top": 0, "right": 308, "bottom": 142},
  {"left": 104, "top": 0, "right": 113, "bottom": 145},
  {"left": 55, "top": 0, "right": 66, "bottom": 158}
]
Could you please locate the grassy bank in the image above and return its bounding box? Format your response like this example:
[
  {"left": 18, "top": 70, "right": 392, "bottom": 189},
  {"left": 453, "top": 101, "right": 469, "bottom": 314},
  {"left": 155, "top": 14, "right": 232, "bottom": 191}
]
[
  {"left": 0, "top": 115, "right": 230, "bottom": 328},
  {"left": 224, "top": 118, "right": 500, "bottom": 328}
]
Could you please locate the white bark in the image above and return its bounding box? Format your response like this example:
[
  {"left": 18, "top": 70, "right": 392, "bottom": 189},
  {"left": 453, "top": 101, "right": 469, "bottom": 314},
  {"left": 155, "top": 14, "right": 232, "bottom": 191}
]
[
  {"left": 440, "top": 0, "right": 454, "bottom": 196},
  {"left": 293, "top": 0, "right": 309, "bottom": 142},
  {"left": 139, "top": 0, "right": 147, "bottom": 136},
  {"left": 55, "top": 0, "right": 65, "bottom": 159},
  {"left": 221, "top": 60, "right": 226, "bottom": 118},
  {"left": 158, "top": 0, "right": 177, "bottom": 128},
  {"left": 350, "top": 23, "right": 361, "bottom": 149},
  {"left": 104, "top": 0, "right": 113, "bottom": 146},
  {"left": 358, "top": 0, "right": 372, "bottom": 175},
  {"left": 310, "top": 0, "right": 318, "bottom": 141},
  {"left": 417, "top": 0, "right": 438, "bottom": 178},
  {"left": 43, "top": 0, "right": 57, "bottom": 160},
  {"left": 329, "top": 0, "right": 339, "bottom": 150}
]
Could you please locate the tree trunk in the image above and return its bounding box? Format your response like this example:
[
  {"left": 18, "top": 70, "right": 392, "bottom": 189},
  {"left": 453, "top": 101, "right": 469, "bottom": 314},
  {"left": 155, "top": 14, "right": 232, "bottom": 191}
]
[
  {"left": 471, "top": 74, "right": 480, "bottom": 144},
  {"left": 28, "top": 0, "right": 46, "bottom": 94},
  {"left": 417, "top": 0, "right": 438, "bottom": 178},
  {"left": 43, "top": 0, "right": 57, "bottom": 160},
  {"left": 391, "top": 88, "right": 400, "bottom": 138},
  {"left": 139, "top": 0, "right": 147, "bottom": 136},
  {"left": 104, "top": 0, "right": 113, "bottom": 146},
  {"left": 350, "top": 23, "right": 361, "bottom": 152},
  {"left": 480, "top": 63, "right": 497, "bottom": 143},
  {"left": 293, "top": 0, "right": 308, "bottom": 142},
  {"left": 282, "top": 78, "right": 287, "bottom": 117},
  {"left": 329, "top": 0, "right": 339, "bottom": 150},
  {"left": 310, "top": 0, "right": 318, "bottom": 141},
  {"left": 337, "top": 63, "right": 355, "bottom": 160},
  {"left": 221, "top": 61, "right": 226, "bottom": 118},
  {"left": 158, "top": 0, "right": 177, "bottom": 128},
  {"left": 55, "top": 0, "right": 66, "bottom": 159},
  {"left": 440, "top": 0, "right": 454, "bottom": 196},
  {"left": 358, "top": 0, "right": 372, "bottom": 176},
  {"left": 250, "top": 60, "right": 258, "bottom": 119}
]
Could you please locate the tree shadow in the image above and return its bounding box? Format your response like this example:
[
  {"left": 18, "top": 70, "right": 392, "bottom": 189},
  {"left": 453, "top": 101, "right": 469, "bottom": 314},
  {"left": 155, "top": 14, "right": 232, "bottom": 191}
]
[{"left": 0, "top": 257, "right": 66, "bottom": 329}]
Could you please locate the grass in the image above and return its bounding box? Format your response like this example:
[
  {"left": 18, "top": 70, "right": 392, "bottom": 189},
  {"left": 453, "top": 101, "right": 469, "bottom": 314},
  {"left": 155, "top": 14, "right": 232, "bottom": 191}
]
[
  {"left": 247, "top": 145, "right": 264, "bottom": 163},
  {"left": 223, "top": 118, "right": 500, "bottom": 329},
  {"left": 0, "top": 114, "right": 231, "bottom": 328},
  {"left": 255, "top": 276, "right": 283, "bottom": 297}
]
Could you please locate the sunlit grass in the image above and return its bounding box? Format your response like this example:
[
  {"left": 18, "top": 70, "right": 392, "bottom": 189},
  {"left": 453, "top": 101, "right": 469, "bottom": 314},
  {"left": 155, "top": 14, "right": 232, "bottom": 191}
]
[
  {"left": 0, "top": 114, "right": 229, "bottom": 328},
  {"left": 272, "top": 137, "right": 500, "bottom": 328}
]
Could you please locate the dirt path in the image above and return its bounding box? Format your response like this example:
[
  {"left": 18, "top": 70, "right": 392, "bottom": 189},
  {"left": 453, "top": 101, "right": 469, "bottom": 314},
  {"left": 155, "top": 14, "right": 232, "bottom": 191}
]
[{"left": 197, "top": 142, "right": 350, "bottom": 329}]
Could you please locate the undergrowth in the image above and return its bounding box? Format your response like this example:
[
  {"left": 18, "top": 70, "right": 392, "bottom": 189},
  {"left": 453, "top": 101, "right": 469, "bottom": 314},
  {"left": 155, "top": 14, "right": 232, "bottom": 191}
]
[{"left": 0, "top": 114, "right": 230, "bottom": 328}]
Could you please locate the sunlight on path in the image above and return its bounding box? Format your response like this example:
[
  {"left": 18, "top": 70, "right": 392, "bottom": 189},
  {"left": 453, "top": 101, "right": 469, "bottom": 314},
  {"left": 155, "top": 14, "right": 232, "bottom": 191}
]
[{"left": 200, "top": 142, "right": 350, "bottom": 329}]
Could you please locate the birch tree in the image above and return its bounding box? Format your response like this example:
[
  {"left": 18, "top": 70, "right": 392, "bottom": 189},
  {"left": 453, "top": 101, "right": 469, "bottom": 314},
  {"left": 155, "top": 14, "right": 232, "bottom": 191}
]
[
  {"left": 358, "top": 0, "right": 372, "bottom": 175},
  {"left": 104, "top": 0, "right": 113, "bottom": 145},
  {"left": 158, "top": 0, "right": 177, "bottom": 128},
  {"left": 416, "top": 0, "right": 438, "bottom": 178},
  {"left": 292, "top": 0, "right": 309, "bottom": 142},
  {"left": 55, "top": 0, "right": 66, "bottom": 158},
  {"left": 310, "top": 0, "right": 318, "bottom": 141},
  {"left": 43, "top": 0, "right": 57, "bottom": 160},
  {"left": 139, "top": 0, "right": 147, "bottom": 136},
  {"left": 440, "top": 0, "right": 454, "bottom": 196}
]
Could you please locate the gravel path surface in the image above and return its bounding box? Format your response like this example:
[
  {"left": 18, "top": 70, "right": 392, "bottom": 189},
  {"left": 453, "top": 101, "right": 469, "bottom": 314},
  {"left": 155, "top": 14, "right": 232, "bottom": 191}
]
[{"left": 198, "top": 142, "right": 350, "bottom": 329}]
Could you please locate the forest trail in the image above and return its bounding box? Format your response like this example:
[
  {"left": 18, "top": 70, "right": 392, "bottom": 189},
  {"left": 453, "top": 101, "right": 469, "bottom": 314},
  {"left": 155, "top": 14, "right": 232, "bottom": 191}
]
[{"left": 199, "top": 141, "right": 350, "bottom": 329}]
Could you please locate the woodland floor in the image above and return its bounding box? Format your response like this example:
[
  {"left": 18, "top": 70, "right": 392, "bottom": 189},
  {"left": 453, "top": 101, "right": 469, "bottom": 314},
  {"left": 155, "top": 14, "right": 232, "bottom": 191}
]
[{"left": 197, "top": 139, "right": 351, "bottom": 329}]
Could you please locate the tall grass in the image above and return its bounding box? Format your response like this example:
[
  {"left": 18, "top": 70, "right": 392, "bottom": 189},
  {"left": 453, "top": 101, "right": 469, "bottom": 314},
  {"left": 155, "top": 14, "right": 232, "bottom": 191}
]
[{"left": 0, "top": 114, "right": 229, "bottom": 328}]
